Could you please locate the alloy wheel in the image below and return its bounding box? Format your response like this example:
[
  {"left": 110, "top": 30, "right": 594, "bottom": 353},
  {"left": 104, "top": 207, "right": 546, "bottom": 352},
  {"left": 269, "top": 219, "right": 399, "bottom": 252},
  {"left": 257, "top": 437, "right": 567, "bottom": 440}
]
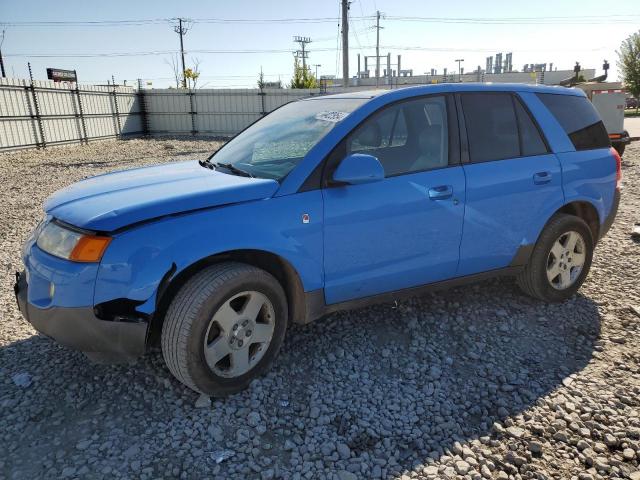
[
  {"left": 203, "top": 291, "right": 275, "bottom": 378},
  {"left": 546, "top": 231, "right": 586, "bottom": 290}
]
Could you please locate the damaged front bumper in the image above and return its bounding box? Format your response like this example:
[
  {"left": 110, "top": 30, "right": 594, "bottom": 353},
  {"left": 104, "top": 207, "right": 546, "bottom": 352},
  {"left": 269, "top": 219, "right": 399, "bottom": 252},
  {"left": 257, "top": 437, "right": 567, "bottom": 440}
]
[{"left": 14, "top": 270, "right": 148, "bottom": 361}]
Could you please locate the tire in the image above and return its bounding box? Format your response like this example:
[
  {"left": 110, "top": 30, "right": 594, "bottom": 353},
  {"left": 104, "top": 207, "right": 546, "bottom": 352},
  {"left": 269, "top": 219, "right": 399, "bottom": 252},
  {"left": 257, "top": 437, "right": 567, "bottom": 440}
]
[
  {"left": 615, "top": 143, "right": 625, "bottom": 157},
  {"left": 517, "top": 214, "right": 594, "bottom": 302},
  {"left": 161, "top": 262, "right": 288, "bottom": 396}
]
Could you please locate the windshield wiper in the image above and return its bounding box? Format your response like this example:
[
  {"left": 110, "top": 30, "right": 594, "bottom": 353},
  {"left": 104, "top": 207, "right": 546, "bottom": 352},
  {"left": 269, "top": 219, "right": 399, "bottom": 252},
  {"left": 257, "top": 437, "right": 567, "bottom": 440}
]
[
  {"left": 199, "top": 159, "right": 253, "bottom": 178},
  {"left": 215, "top": 162, "right": 253, "bottom": 178},
  {"left": 199, "top": 158, "right": 215, "bottom": 169}
]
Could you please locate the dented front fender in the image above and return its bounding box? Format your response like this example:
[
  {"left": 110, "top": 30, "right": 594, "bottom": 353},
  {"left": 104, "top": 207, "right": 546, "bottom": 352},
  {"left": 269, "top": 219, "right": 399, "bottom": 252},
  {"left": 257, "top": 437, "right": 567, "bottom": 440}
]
[{"left": 93, "top": 191, "right": 324, "bottom": 315}]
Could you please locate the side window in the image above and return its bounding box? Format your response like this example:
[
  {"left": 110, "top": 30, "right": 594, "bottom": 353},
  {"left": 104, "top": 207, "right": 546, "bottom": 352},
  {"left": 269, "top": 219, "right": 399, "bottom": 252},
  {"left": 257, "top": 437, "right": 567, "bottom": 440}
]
[
  {"left": 537, "top": 93, "right": 610, "bottom": 151},
  {"left": 514, "top": 97, "right": 548, "bottom": 156},
  {"left": 390, "top": 109, "right": 408, "bottom": 147},
  {"left": 347, "top": 96, "right": 449, "bottom": 176},
  {"left": 461, "top": 93, "right": 520, "bottom": 163},
  {"left": 349, "top": 107, "right": 396, "bottom": 152}
]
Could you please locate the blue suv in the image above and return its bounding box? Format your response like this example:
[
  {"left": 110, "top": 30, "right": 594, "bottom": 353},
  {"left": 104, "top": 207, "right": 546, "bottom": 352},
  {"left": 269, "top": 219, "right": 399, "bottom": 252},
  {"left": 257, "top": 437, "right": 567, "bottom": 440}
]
[{"left": 15, "top": 84, "right": 620, "bottom": 396}]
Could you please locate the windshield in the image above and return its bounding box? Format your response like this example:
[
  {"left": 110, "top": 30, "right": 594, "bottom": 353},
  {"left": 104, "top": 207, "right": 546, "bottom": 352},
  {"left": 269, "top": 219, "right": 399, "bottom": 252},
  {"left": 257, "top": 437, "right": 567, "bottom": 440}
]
[{"left": 207, "top": 98, "right": 367, "bottom": 180}]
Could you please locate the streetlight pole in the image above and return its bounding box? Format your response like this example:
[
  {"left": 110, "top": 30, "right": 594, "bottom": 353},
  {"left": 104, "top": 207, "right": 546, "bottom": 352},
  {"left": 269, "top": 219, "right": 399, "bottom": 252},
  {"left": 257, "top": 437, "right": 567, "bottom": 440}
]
[
  {"left": 314, "top": 64, "right": 321, "bottom": 79},
  {"left": 455, "top": 59, "right": 464, "bottom": 82}
]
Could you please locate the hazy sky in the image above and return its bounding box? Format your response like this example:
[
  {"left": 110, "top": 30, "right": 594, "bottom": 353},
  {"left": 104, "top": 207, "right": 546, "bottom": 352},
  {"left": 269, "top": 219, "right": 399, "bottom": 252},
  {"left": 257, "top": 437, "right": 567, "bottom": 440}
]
[{"left": 1, "top": 0, "right": 639, "bottom": 88}]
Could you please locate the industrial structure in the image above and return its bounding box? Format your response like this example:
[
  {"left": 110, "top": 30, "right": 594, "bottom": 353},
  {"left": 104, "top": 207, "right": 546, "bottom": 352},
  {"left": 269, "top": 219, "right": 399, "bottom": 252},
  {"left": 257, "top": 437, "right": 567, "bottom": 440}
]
[{"left": 319, "top": 54, "right": 597, "bottom": 89}]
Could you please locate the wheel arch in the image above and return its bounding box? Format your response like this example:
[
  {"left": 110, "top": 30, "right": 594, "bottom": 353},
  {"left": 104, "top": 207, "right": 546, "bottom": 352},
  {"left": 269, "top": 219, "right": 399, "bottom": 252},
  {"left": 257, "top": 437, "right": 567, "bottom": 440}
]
[
  {"left": 147, "top": 249, "right": 307, "bottom": 347},
  {"left": 554, "top": 200, "right": 600, "bottom": 243},
  {"left": 515, "top": 200, "right": 601, "bottom": 268}
]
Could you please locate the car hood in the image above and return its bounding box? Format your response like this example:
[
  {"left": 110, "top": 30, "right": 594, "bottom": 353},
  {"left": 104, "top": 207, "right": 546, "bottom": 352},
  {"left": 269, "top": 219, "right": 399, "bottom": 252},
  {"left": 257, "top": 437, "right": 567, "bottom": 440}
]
[{"left": 45, "top": 160, "right": 280, "bottom": 231}]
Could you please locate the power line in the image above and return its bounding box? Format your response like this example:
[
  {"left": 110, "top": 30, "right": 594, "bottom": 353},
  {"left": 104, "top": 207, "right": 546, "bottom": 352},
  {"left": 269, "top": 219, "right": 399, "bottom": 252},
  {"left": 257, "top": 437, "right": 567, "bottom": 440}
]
[
  {"left": 0, "top": 19, "right": 172, "bottom": 27},
  {"left": 384, "top": 14, "right": 640, "bottom": 25},
  {"left": 350, "top": 16, "right": 363, "bottom": 51},
  {"left": 312, "top": 28, "right": 372, "bottom": 43},
  {"left": 5, "top": 50, "right": 178, "bottom": 57},
  {"left": 356, "top": 0, "right": 372, "bottom": 45},
  {"left": 380, "top": 44, "right": 610, "bottom": 52},
  {"left": 195, "top": 17, "right": 369, "bottom": 24},
  {"left": 0, "top": 17, "right": 356, "bottom": 27},
  {"left": 3, "top": 13, "right": 638, "bottom": 27},
  {"left": 5, "top": 43, "right": 611, "bottom": 59}
]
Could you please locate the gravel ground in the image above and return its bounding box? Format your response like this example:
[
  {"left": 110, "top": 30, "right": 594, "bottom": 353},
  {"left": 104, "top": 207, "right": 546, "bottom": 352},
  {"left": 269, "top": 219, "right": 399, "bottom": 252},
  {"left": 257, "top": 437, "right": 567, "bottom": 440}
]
[{"left": 1, "top": 138, "right": 639, "bottom": 480}]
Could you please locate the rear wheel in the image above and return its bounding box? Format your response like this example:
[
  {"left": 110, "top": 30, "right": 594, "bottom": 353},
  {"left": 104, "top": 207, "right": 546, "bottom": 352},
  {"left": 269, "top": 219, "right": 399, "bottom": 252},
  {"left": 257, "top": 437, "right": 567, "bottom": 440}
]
[
  {"left": 161, "top": 262, "right": 287, "bottom": 396},
  {"left": 517, "top": 214, "right": 594, "bottom": 302}
]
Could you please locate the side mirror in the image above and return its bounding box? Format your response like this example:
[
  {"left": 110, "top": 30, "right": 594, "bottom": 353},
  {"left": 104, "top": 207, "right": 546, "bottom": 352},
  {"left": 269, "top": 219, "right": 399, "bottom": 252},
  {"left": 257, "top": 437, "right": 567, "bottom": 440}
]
[{"left": 332, "top": 153, "right": 385, "bottom": 185}]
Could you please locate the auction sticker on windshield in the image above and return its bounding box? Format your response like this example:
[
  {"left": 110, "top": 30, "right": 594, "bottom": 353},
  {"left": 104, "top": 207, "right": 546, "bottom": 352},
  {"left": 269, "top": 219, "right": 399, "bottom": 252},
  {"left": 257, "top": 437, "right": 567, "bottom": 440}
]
[{"left": 315, "top": 111, "right": 350, "bottom": 123}]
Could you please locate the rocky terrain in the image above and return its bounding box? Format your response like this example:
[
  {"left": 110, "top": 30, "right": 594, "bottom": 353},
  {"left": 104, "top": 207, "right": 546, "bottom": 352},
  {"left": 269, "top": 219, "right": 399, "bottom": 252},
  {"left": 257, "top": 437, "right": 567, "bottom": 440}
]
[{"left": 1, "top": 138, "right": 638, "bottom": 480}]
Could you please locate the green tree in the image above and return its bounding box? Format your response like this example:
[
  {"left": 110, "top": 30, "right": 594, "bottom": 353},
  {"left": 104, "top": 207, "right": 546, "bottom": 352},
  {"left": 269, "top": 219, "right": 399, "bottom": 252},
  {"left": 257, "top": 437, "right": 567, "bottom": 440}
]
[
  {"left": 184, "top": 68, "right": 200, "bottom": 89},
  {"left": 184, "top": 58, "right": 201, "bottom": 89},
  {"left": 618, "top": 31, "right": 640, "bottom": 112},
  {"left": 289, "top": 58, "right": 318, "bottom": 89}
]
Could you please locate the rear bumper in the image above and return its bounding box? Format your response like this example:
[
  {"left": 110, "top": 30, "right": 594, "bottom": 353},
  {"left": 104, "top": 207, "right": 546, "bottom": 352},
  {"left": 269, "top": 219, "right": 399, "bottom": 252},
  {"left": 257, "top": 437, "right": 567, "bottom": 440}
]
[
  {"left": 600, "top": 187, "right": 620, "bottom": 240},
  {"left": 14, "top": 271, "right": 147, "bottom": 361}
]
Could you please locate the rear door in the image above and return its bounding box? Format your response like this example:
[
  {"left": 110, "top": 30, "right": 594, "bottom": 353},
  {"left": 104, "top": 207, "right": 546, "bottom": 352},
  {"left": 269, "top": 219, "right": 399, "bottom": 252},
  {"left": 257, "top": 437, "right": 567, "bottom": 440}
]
[
  {"left": 322, "top": 95, "right": 465, "bottom": 304},
  {"left": 536, "top": 92, "right": 616, "bottom": 226},
  {"left": 457, "top": 91, "right": 565, "bottom": 276}
]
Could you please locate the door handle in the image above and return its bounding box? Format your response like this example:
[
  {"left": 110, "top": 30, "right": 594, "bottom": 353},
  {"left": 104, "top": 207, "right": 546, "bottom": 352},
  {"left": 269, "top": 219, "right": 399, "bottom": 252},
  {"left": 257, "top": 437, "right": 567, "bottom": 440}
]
[
  {"left": 428, "top": 185, "right": 453, "bottom": 200},
  {"left": 533, "top": 171, "right": 552, "bottom": 185}
]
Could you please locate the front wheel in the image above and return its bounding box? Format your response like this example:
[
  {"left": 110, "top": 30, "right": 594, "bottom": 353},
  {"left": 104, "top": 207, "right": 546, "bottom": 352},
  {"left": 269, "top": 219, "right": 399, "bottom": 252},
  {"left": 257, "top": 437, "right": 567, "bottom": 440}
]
[
  {"left": 161, "top": 262, "right": 288, "bottom": 396},
  {"left": 517, "top": 214, "right": 594, "bottom": 302}
]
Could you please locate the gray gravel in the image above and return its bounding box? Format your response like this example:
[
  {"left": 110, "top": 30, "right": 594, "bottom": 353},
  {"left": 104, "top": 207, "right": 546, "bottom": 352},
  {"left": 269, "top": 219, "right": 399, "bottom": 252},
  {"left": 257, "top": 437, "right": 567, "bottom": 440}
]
[{"left": 1, "top": 138, "right": 640, "bottom": 480}]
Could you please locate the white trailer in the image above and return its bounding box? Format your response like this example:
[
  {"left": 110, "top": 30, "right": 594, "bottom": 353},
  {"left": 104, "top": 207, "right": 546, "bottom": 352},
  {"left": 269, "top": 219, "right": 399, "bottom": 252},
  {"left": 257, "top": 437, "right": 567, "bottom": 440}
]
[{"left": 576, "top": 83, "right": 631, "bottom": 156}]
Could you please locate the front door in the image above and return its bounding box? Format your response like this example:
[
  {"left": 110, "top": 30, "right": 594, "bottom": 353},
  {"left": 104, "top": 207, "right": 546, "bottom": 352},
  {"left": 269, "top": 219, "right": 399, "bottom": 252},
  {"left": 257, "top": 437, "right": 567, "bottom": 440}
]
[{"left": 322, "top": 95, "right": 465, "bottom": 304}]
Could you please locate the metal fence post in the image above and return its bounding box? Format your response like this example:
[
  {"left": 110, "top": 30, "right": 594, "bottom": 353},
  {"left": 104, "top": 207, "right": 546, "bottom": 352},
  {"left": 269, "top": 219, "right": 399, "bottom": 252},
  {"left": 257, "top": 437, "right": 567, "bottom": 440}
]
[
  {"left": 188, "top": 89, "right": 197, "bottom": 135},
  {"left": 258, "top": 86, "right": 266, "bottom": 116},
  {"left": 74, "top": 71, "right": 88, "bottom": 144},
  {"left": 111, "top": 75, "right": 122, "bottom": 138},
  {"left": 28, "top": 63, "right": 46, "bottom": 149},
  {"left": 137, "top": 79, "right": 150, "bottom": 136}
]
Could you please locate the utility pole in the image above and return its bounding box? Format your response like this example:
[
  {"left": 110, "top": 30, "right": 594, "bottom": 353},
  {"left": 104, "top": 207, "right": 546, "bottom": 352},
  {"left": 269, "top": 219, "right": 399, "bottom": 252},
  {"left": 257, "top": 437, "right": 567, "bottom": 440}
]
[
  {"left": 375, "top": 11, "right": 383, "bottom": 88},
  {"left": 174, "top": 18, "right": 190, "bottom": 88},
  {"left": 293, "top": 36, "right": 312, "bottom": 73},
  {"left": 455, "top": 58, "right": 464, "bottom": 82},
  {"left": 341, "top": 0, "right": 349, "bottom": 88}
]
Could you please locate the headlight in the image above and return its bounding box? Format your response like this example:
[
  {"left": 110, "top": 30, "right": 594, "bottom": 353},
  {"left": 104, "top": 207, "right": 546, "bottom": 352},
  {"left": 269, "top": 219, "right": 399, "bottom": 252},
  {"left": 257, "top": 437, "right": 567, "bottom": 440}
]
[{"left": 36, "top": 221, "right": 111, "bottom": 263}]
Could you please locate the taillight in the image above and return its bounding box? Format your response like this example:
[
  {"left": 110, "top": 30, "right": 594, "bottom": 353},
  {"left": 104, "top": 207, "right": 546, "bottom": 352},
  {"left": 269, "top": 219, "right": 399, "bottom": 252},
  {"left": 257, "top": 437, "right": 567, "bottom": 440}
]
[{"left": 610, "top": 147, "right": 622, "bottom": 189}]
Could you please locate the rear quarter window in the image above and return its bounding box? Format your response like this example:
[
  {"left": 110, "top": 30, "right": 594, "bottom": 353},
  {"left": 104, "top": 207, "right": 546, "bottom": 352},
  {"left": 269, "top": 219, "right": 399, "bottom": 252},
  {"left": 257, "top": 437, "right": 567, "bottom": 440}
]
[{"left": 537, "top": 93, "right": 610, "bottom": 151}]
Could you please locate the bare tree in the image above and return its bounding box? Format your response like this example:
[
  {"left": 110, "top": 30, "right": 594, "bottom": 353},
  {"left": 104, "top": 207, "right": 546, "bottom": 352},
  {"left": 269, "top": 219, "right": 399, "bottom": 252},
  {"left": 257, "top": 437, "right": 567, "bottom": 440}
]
[
  {"left": 188, "top": 58, "right": 202, "bottom": 89},
  {"left": 164, "top": 53, "right": 181, "bottom": 88}
]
